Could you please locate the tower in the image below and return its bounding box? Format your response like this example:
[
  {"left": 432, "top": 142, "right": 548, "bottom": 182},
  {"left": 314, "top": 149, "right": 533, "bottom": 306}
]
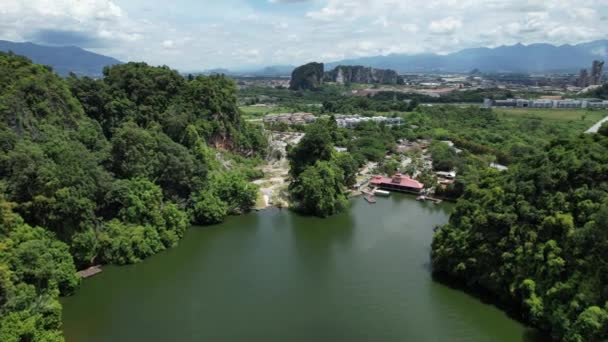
[{"left": 590, "top": 60, "right": 604, "bottom": 85}]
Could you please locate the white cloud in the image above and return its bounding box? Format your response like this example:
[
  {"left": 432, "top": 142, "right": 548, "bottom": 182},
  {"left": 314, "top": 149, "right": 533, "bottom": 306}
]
[
  {"left": 401, "top": 24, "right": 419, "bottom": 34},
  {"left": 429, "top": 17, "right": 463, "bottom": 34},
  {"left": 1, "top": 0, "right": 608, "bottom": 70}
]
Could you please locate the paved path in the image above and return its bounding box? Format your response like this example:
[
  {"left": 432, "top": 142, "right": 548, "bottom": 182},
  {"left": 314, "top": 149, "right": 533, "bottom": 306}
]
[{"left": 586, "top": 115, "right": 608, "bottom": 133}]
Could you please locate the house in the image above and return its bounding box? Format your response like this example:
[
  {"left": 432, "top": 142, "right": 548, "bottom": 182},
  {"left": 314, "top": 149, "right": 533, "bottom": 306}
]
[{"left": 370, "top": 174, "right": 424, "bottom": 193}]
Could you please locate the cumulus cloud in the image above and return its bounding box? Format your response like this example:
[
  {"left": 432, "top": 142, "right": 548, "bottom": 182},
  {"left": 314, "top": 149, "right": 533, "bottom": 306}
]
[
  {"left": 1, "top": 0, "right": 608, "bottom": 70},
  {"left": 429, "top": 17, "right": 463, "bottom": 34}
]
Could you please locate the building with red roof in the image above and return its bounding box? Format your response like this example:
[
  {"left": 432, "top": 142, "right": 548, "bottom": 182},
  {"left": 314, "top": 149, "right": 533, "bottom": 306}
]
[{"left": 370, "top": 174, "right": 424, "bottom": 193}]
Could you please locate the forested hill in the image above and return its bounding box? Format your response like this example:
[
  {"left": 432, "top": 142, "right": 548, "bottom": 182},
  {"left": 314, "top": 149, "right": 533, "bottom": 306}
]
[
  {"left": 432, "top": 132, "right": 608, "bottom": 341},
  {"left": 0, "top": 40, "right": 122, "bottom": 77},
  {"left": 0, "top": 52, "right": 266, "bottom": 341}
]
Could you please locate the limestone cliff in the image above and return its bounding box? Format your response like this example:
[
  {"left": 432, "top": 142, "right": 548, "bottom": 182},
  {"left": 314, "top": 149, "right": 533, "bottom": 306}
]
[
  {"left": 324, "top": 65, "right": 403, "bottom": 85},
  {"left": 289, "top": 62, "right": 324, "bottom": 90}
]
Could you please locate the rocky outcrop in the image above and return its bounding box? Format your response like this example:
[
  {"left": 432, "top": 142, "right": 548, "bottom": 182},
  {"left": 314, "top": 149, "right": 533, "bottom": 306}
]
[
  {"left": 289, "top": 62, "right": 324, "bottom": 90},
  {"left": 324, "top": 65, "right": 403, "bottom": 85}
]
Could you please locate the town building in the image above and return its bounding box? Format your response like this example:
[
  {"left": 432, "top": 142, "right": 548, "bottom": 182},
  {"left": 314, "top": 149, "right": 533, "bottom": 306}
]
[
  {"left": 483, "top": 98, "right": 608, "bottom": 109},
  {"left": 263, "top": 112, "right": 317, "bottom": 125},
  {"left": 332, "top": 114, "right": 403, "bottom": 129}
]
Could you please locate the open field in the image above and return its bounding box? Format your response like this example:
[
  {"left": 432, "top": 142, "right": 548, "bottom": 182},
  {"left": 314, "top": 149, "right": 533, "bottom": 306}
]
[
  {"left": 239, "top": 105, "right": 292, "bottom": 119},
  {"left": 494, "top": 108, "right": 607, "bottom": 123}
]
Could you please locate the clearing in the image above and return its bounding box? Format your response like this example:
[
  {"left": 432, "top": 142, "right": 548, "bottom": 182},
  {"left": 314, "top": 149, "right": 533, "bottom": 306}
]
[{"left": 494, "top": 108, "right": 607, "bottom": 123}]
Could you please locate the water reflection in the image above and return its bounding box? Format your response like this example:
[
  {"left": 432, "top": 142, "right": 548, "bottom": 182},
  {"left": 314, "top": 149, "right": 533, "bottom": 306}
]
[{"left": 289, "top": 205, "right": 355, "bottom": 277}]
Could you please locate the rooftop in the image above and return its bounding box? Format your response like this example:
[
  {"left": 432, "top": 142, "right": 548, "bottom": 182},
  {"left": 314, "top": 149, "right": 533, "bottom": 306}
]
[{"left": 371, "top": 174, "right": 424, "bottom": 190}]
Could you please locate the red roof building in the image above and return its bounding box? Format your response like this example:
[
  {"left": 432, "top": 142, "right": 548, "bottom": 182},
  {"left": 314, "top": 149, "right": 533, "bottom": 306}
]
[{"left": 370, "top": 174, "right": 424, "bottom": 193}]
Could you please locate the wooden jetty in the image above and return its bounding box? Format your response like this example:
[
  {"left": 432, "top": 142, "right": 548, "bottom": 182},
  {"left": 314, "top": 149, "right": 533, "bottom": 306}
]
[
  {"left": 416, "top": 195, "right": 443, "bottom": 204},
  {"left": 373, "top": 188, "right": 391, "bottom": 197},
  {"left": 78, "top": 265, "right": 102, "bottom": 279}
]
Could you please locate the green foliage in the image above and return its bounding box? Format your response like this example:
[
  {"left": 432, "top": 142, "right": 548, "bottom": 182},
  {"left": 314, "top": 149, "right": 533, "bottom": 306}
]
[
  {"left": 286, "top": 120, "right": 353, "bottom": 217},
  {"left": 432, "top": 134, "right": 608, "bottom": 340},
  {"left": 98, "top": 220, "right": 164, "bottom": 265},
  {"left": 429, "top": 141, "right": 459, "bottom": 172},
  {"left": 109, "top": 122, "right": 206, "bottom": 199},
  {"left": 288, "top": 122, "right": 334, "bottom": 177},
  {"left": 210, "top": 171, "right": 258, "bottom": 214},
  {"left": 0, "top": 52, "right": 269, "bottom": 342},
  {"left": 599, "top": 122, "right": 608, "bottom": 137},
  {"left": 190, "top": 170, "right": 258, "bottom": 225},
  {"left": 100, "top": 178, "right": 188, "bottom": 259},
  {"left": 0, "top": 196, "right": 78, "bottom": 341},
  {"left": 334, "top": 152, "right": 359, "bottom": 188},
  {"left": 191, "top": 190, "right": 228, "bottom": 225},
  {"left": 347, "top": 122, "right": 397, "bottom": 162},
  {"left": 290, "top": 161, "right": 348, "bottom": 217},
  {"left": 323, "top": 95, "right": 410, "bottom": 113}
]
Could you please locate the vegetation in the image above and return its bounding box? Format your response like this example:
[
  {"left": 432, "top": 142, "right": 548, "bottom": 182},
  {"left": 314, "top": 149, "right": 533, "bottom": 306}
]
[
  {"left": 0, "top": 52, "right": 267, "bottom": 340},
  {"left": 406, "top": 106, "right": 595, "bottom": 165},
  {"left": 0, "top": 195, "right": 80, "bottom": 341},
  {"left": 599, "top": 122, "right": 608, "bottom": 137},
  {"left": 494, "top": 108, "right": 605, "bottom": 123},
  {"left": 287, "top": 121, "right": 350, "bottom": 217},
  {"left": 432, "top": 134, "right": 608, "bottom": 341},
  {"left": 584, "top": 83, "right": 608, "bottom": 100}
]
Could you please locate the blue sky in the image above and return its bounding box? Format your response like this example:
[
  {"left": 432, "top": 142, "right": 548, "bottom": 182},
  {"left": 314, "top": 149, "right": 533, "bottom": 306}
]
[{"left": 1, "top": 0, "right": 608, "bottom": 71}]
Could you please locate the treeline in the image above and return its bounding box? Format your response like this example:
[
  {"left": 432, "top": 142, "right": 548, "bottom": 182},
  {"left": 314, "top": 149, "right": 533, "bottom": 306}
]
[
  {"left": 373, "top": 88, "right": 516, "bottom": 104},
  {"left": 432, "top": 132, "right": 608, "bottom": 341},
  {"left": 322, "top": 96, "right": 416, "bottom": 113},
  {"left": 0, "top": 52, "right": 266, "bottom": 340},
  {"left": 585, "top": 83, "right": 608, "bottom": 100}
]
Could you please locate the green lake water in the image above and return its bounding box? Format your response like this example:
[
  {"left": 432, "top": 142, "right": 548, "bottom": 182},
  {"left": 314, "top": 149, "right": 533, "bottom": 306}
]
[{"left": 62, "top": 194, "right": 542, "bottom": 342}]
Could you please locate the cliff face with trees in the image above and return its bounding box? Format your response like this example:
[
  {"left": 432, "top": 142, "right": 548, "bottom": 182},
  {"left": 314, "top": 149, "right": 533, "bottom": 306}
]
[
  {"left": 289, "top": 62, "right": 325, "bottom": 91},
  {"left": 324, "top": 65, "right": 403, "bottom": 85},
  {"left": 432, "top": 134, "right": 608, "bottom": 341},
  {"left": 0, "top": 52, "right": 266, "bottom": 341},
  {"left": 289, "top": 63, "right": 403, "bottom": 90}
]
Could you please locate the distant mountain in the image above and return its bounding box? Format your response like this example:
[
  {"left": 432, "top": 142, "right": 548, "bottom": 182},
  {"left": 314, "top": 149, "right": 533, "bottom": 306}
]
[
  {"left": 326, "top": 40, "right": 608, "bottom": 73},
  {"left": 0, "top": 40, "right": 122, "bottom": 77},
  {"left": 202, "top": 65, "right": 294, "bottom": 77}
]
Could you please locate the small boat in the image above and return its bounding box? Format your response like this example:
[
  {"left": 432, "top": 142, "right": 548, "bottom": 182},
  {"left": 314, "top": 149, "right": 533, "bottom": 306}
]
[
  {"left": 373, "top": 189, "right": 391, "bottom": 197},
  {"left": 364, "top": 195, "right": 377, "bottom": 204},
  {"left": 416, "top": 195, "right": 426, "bottom": 201}
]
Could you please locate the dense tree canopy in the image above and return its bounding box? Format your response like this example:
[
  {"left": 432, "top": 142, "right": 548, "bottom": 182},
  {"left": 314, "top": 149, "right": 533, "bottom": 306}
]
[
  {"left": 432, "top": 134, "right": 608, "bottom": 341},
  {"left": 0, "top": 195, "right": 79, "bottom": 342},
  {"left": 288, "top": 122, "right": 334, "bottom": 177},
  {"left": 287, "top": 122, "right": 351, "bottom": 217},
  {"left": 0, "top": 53, "right": 267, "bottom": 340},
  {"left": 289, "top": 161, "right": 348, "bottom": 217}
]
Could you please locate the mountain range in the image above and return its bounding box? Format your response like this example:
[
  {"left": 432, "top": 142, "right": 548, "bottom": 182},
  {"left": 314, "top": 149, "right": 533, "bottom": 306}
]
[
  {"left": 0, "top": 40, "right": 122, "bottom": 77},
  {"left": 326, "top": 40, "right": 608, "bottom": 74},
  {"left": 1, "top": 39, "right": 607, "bottom": 77}
]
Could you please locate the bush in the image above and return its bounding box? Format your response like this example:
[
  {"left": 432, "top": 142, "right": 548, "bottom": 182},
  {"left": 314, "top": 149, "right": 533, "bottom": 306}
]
[{"left": 191, "top": 190, "right": 228, "bottom": 225}]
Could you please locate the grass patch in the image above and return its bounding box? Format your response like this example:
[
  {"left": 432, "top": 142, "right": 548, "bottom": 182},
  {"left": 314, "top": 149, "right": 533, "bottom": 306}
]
[
  {"left": 494, "top": 108, "right": 607, "bottom": 123},
  {"left": 239, "top": 105, "right": 292, "bottom": 119}
]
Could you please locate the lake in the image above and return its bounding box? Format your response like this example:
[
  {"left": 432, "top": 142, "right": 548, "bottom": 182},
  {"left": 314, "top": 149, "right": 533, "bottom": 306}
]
[{"left": 62, "top": 194, "right": 540, "bottom": 341}]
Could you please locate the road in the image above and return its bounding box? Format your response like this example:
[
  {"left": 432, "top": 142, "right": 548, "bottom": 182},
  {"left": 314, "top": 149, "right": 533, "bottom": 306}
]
[{"left": 586, "top": 115, "right": 608, "bottom": 133}]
